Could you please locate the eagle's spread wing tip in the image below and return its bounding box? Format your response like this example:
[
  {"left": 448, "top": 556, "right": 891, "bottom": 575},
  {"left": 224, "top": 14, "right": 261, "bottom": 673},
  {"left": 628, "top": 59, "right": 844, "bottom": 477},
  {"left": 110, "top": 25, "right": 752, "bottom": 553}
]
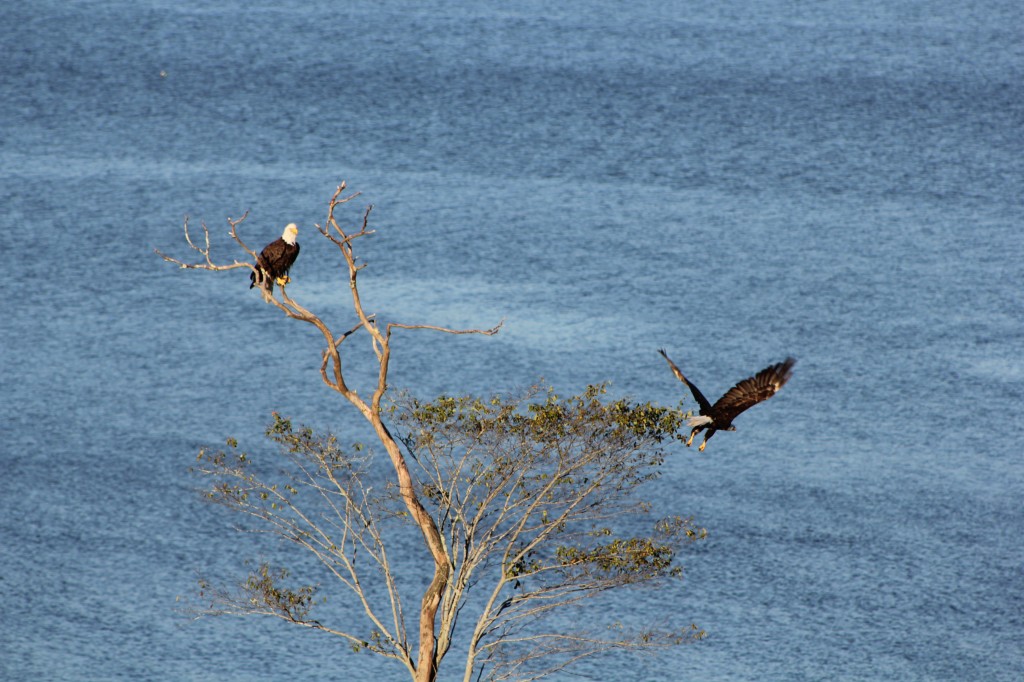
[{"left": 709, "top": 357, "right": 796, "bottom": 423}]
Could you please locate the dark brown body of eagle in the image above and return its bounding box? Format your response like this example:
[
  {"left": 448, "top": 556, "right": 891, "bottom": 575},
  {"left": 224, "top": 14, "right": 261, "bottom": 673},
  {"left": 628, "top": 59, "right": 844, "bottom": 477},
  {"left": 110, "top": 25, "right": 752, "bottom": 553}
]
[
  {"left": 250, "top": 223, "right": 300, "bottom": 293},
  {"left": 658, "top": 349, "right": 795, "bottom": 451}
]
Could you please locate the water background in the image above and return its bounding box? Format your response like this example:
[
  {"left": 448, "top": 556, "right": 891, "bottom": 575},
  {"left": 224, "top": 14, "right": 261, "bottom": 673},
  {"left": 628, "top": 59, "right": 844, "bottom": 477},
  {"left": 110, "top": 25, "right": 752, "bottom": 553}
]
[{"left": 1, "top": 1, "right": 1021, "bottom": 680}]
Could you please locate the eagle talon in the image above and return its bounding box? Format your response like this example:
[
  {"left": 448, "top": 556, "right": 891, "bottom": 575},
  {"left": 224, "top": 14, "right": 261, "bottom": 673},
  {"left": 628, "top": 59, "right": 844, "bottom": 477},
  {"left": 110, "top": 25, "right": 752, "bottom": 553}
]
[{"left": 275, "top": 275, "right": 291, "bottom": 286}]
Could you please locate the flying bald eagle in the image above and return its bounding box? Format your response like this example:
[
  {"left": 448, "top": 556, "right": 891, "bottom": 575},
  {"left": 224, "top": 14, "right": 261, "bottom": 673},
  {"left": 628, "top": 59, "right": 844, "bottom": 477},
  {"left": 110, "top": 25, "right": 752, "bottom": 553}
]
[
  {"left": 658, "top": 349, "right": 795, "bottom": 451},
  {"left": 250, "top": 223, "right": 300, "bottom": 293}
]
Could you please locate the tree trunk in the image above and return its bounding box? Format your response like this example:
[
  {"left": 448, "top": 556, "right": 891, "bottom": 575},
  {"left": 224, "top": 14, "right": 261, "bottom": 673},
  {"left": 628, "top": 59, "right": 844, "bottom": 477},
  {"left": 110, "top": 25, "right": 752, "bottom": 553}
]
[{"left": 372, "top": 414, "right": 450, "bottom": 682}]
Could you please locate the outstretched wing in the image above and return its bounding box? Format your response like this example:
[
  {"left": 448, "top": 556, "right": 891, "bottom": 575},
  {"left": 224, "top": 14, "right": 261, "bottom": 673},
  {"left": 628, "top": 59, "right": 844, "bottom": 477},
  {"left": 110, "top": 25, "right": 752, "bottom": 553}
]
[
  {"left": 709, "top": 357, "right": 796, "bottom": 425},
  {"left": 658, "top": 349, "right": 713, "bottom": 414}
]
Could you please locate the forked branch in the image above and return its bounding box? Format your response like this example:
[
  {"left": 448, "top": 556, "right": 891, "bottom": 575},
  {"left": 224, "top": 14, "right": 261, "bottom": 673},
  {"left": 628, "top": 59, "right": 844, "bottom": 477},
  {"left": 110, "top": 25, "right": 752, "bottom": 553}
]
[{"left": 155, "top": 212, "right": 258, "bottom": 273}]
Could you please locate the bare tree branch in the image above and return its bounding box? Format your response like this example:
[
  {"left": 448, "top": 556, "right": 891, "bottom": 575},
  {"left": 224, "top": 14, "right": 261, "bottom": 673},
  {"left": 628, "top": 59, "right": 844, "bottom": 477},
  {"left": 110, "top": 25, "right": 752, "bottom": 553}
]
[
  {"left": 388, "top": 321, "right": 505, "bottom": 337},
  {"left": 155, "top": 213, "right": 256, "bottom": 273}
]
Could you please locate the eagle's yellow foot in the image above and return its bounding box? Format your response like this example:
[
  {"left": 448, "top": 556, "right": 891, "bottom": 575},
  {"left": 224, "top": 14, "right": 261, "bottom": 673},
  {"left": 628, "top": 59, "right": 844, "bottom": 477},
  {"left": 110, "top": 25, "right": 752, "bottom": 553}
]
[
  {"left": 698, "top": 441, "right": 707, "bottom": 452},
  {"left": 686, "top": 434, "right": 695, "bottom": 447},
  {"left": 275, "top": 275, "right": 291, "bottom": 286}
]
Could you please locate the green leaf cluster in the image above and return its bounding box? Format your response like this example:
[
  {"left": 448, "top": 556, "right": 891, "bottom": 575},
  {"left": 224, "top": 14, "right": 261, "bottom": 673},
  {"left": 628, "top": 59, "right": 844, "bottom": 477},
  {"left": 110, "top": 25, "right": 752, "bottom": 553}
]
[
  {"left": 241, "top": 562, "right": 321, "bottom": 622},
  {"left": 392, "top": 383, "right": 704, "bottom": 594}
]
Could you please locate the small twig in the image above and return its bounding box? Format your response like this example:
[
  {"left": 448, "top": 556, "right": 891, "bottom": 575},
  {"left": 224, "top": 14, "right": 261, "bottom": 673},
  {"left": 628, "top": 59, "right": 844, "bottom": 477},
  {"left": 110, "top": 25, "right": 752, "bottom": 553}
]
[
  {"left": 387, "top": 320, "right": 505, "bottom": 337},
  {"left": 227, "top": 212, "right": 258, "bottom": 260},
  {"left": 183, "top": 217, "right": 201, "bottom": 254},
  {"left": 333, "top": 317, "right": 374, "bottom": 349}
]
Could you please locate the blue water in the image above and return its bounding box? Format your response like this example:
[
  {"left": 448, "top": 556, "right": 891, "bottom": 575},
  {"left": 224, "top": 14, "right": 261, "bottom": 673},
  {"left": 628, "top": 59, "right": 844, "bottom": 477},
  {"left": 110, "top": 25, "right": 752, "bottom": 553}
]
[{"left": 2, "top": 1, "right": 1022, "bottom": 680}]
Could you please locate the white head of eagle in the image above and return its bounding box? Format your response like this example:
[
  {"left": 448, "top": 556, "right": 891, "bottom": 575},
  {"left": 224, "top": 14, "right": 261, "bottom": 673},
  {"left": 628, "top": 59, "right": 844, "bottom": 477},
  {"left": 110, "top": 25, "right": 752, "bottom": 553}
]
[
  {"left": 282, "top": 223, "right": 298, "bottom": 245},
  {"left": 250, "top": 223, "right": 301, "bottom": 292}
]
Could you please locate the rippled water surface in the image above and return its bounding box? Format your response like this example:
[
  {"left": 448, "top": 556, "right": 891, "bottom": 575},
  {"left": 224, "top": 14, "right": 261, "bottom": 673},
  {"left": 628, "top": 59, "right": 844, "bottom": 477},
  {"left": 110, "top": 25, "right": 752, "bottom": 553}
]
[{"left": 2, "top": 1, "right": 1022, "bottom": 680}]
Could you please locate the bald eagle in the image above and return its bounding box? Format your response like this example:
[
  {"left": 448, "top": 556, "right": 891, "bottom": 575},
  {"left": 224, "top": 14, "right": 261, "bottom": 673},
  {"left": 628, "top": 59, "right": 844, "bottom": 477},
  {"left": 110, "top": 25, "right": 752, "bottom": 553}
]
[
  {"left": 250, "top": 223, "right": 300, "bottom": 293},
  {"left": 658, "top": 349, "right": 795, "bottom": 451}
]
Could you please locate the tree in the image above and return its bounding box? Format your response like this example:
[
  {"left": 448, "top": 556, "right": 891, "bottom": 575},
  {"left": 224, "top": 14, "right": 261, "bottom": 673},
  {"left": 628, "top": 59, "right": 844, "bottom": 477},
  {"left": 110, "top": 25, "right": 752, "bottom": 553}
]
[{"left": 160, "top": 183, "right": 706, "bottom": 682}]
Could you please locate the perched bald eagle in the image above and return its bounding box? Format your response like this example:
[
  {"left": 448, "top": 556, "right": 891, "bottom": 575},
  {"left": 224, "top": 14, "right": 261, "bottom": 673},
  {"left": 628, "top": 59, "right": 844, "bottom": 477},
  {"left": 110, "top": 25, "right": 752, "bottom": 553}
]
[
  {"left": 250, "top": 223, "right": 300, "bottom": 293},
  {"left": 658, "top": 349, "right": 795, "bottom": 451}
]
